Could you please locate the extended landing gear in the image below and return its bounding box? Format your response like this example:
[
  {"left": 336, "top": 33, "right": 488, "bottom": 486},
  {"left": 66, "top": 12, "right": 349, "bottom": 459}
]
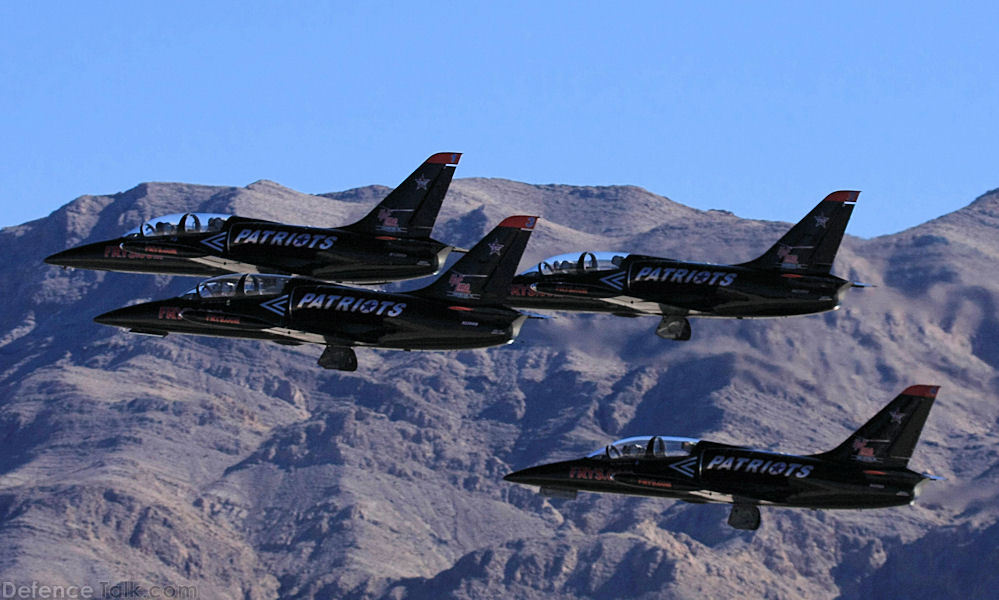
[
  {"left": 727, "top": 504, "right": 761, "bottom": 530},
  {"left": 318, "top": 346, "right": 358, "bottom": 371},
  {"left": 655, "top": 317, "right": 691, "bottom": 341}
]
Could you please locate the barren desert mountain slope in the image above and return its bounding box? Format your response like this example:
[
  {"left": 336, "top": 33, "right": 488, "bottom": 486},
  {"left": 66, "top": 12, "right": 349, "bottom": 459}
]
[{"left": 0, "top": 180, "right": 997, "bottom": 599}]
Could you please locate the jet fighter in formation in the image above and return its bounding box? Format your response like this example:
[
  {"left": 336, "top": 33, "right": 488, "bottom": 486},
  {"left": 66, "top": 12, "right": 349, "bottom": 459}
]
[
  {"left": 46, "top": 153, "right": 463, "bottom": 284},
  {"left": 94, "top": 216, "right": 539, "bottom": 371},
  {"left": 45, "top": 155, "right": 940, "bottom": 530},
  {"left": 508, "top": 191, "right": 861, "bottom": 340},
  {"left": 48, "top": 162, "right": 866, "bottom": 358},
  {"left": 505, "top": 385, "right": 940, "bottom": 530}
]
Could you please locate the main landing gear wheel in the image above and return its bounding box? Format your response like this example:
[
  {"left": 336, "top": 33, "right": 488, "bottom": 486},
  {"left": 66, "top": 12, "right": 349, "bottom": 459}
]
[
  {"left": 728, "top": 504, "right": 761, "bottom": 530},
  {"left": 318, "top": 346, "right": 358, "bottom": 371},
  {"left": 655, "top": 317, "right": 691, "bottom": 341}
]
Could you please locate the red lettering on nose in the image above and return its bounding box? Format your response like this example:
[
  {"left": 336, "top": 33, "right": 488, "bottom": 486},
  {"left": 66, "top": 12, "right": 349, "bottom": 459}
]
[{"left": 158, "top": 307, "right": 182, "bottom": 320}]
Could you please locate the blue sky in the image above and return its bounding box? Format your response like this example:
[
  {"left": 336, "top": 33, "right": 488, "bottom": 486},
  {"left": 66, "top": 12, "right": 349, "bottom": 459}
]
[{"left": 2, "top": 2, "right": 997, "bottom": 238}]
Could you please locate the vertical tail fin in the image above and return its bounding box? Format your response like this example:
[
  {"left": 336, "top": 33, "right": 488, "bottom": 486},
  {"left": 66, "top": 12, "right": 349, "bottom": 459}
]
[
  {"left": 342, "top": 152, "right": 461, "bottom": 239},
  {"left": 817, "top": 385, "right": 939, "bottom": 469},
  {"left": 413, "top": 216, "right": 538, "bottom": 305},
  {"left": 739, "top": 191, "right": 859, "bottom": 274}
]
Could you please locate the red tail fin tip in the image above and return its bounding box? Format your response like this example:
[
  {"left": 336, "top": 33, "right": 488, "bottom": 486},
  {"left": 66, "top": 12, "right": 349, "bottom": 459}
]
[
  {"left": 427, "top": 152, "right": 462, "bottom": 165},
  {"left": 498, "top": 215, "right": 538, "bottom": 230},
  {"left": 901, "top": 385, "right": 940, "bottom": 398},
  {"left": 822, "top": 190, "right": 861, "bottom": 203}
]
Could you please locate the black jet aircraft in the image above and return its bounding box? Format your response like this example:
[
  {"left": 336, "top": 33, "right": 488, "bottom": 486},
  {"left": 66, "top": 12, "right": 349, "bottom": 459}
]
[
  {"left": 505, "top": 385, "right": 940, "bottom": 530},
  {"left": 93, "top": 215, "right": 539, "bottom": 371},
  {"left": 508, "top": 191, "right": 862, "bottom": 340},
  {"left": 46, "top": 153, "right": 462, "bottom": 284}
]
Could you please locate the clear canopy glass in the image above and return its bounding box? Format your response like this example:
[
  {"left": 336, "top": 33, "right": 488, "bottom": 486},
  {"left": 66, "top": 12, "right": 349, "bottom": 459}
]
[
  {"left": 587, "top": 436, "right": 700, "bottom": 459},
  {"left": 182, "top": 274, "right": 295, "bottom": 299},
  {"left": 518, "top": 251, "right": 628, "bottom": 277},
  {"left": 124, "top": 213, "right": 232, "bottom": 237}
]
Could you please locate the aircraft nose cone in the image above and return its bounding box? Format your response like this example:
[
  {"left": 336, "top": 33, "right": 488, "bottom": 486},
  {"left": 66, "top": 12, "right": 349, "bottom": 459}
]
[
  {"left": 94, "top": 304, "right": 161, "bottom": 328},
  {"left": 45, "top": 246, "right": 91, "bottom": 267},
  {"left": 45, "top": 240, "right": 117, "bottom": 269},
  {"left": 93, "top": 307, "right": 134, "bottom": 328},
  {"left": 503, "top": 464, "right": 559, "bottom": 485},
  {"left": 93, "top": 308, "right": 124, "bottom": 327}
]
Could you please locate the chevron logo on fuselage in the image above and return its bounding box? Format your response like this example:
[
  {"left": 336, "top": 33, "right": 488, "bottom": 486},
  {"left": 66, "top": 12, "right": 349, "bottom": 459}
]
[
  {"left": 260, "top": 294, "right": 289, "bottom": 316},
  {"left": 669, "top": 457, "right": 698, "bottom": 478},
  {"left": 201, "top": 232, "right": 227, "bottom": 253},
  {"left": 599, "top": 271, "right": 627, "bottom": 291}
]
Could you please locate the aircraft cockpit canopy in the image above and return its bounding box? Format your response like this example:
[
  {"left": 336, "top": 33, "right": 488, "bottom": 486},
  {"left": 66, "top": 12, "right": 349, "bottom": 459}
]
[
  {"left": 124, "top": 213, "right": 232, "bottom": 238},
  {"left": 587, "top": 436, "right": 699, "bottom": 460},
  {"left": 518, "top": 252, "right": 628, "bottom": 278},
  {"left": 182, "top": 274, "right": 295, "bottom": 299}
]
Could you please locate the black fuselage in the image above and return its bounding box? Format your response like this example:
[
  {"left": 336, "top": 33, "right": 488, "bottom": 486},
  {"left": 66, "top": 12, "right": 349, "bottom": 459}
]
[
  {"left": 47, "top": 217, "right": 452, "bottom": 284},
  {"left": 509, "top": 255, "right": 851, "bottom": 318},
  {"left": 505, "top": 441, "right": 925, "bottom": 510},
  {"left": 94, "top": 278, "right": 526, "bottom": 351}
]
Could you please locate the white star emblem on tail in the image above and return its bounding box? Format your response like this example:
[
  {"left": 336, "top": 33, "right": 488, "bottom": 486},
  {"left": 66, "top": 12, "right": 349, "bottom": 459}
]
[{"left": 414, "top": 175, "right": 431, "bottom": 190}]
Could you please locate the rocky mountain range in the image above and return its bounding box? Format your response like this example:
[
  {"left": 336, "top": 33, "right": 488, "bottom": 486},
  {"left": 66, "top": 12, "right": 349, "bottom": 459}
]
[{"left": 1, "top": 178, "right": 997, "bottom": 599}]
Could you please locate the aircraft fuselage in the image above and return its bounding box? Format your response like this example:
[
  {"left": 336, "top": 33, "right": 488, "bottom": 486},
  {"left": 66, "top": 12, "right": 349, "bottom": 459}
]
[
  {"left": 47, "top": 218, "right": 452, "bottom": 284},
  {"left": 511, "top": 256, "right": 851, "bottom": 318},
  {"left": 94, "top": 280, "right": 526, "bottom": 351},
  {"left": 505, "top": 441, "right": 925, "bottom": 510}
]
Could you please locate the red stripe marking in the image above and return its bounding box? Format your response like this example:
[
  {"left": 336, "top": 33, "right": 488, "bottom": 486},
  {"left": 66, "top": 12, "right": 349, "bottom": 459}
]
[
  {"left": 822, "top": 190, "right": 860, "bottom": 203},
  {"left": 901, "top": 384, "right": 940, "bottom": 398},
  {"left": 427, "top": 152, "right": 462, "bottom": 165},
  {"left": 498, "top": 215, "right": 539, "bottom": 230}
]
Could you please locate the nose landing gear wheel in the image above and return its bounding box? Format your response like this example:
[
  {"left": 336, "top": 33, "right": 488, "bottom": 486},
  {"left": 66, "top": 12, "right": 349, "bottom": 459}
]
[
  {"left": 728, "top": 504, "right": 761, "bottom": 530},
  {"left": 655, "top": 317, "right": 691, "bottom": 340},
  {"left": 318, "top": 346, "right": 358, "bottom": 371}
]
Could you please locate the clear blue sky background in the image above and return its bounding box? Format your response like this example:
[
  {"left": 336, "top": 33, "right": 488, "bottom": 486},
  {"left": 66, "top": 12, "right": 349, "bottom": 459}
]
[{"left": 2, "top": 2, "right": 997, "bottom": 238}]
